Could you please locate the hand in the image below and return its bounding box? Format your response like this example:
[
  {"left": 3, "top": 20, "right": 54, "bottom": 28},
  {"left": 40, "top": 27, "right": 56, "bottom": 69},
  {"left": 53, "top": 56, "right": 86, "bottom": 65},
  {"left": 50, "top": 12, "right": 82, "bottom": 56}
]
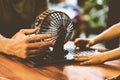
[
  {"left": 74, "top": 38, "right": 94, "bottom": 51},
  {"left": 74, "top": 53, "right": 106, "bottom": 65},
  {"left": 2, "top": 29, "right": 53, "bottom": 58}
]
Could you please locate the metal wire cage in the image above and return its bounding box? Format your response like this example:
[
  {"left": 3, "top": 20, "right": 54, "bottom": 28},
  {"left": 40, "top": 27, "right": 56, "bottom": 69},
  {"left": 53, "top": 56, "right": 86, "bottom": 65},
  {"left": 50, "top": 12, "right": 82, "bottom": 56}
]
[{"left": 31, "top": 10, "right": 73, "bottom": 42}]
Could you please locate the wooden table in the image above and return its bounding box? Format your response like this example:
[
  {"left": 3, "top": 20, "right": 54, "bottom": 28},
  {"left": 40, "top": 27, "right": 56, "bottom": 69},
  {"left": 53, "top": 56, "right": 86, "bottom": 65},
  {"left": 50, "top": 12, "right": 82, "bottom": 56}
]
[{"left": 0, "top": 54, "right": 120, "bottom": 80}]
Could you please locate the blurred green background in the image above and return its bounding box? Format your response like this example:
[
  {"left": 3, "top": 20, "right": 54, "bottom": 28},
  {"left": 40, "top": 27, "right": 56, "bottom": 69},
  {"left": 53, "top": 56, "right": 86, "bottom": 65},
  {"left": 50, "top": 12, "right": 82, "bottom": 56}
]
[{"left": 48, "top": 0, "right": 108, "bottom": 39}]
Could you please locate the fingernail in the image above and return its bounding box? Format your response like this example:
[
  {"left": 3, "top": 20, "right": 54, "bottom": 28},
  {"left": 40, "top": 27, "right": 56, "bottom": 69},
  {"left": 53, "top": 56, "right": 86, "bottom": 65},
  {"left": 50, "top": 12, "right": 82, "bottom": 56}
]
[
  {"left": 47, "top": 34, "right": 52, "bottom": 37},
  {"left": 35, "top": 27, "right": 39, "bottom": 29},
  {"left": 86, "top": 45, "right": 89, "bottom": 47},
  {"left": 80, "top": 63, "right": 84, "bottom": 65},
  {"left": 75, "top": 47, "right": 80, "bottom": 51}
]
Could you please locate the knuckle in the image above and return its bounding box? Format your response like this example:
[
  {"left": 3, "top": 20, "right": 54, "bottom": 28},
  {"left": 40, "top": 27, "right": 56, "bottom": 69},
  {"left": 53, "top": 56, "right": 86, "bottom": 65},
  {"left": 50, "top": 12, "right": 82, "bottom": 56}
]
[
  {"left": 23, "top": 44, "right": 29, "bottom": 50},
  {"left": 24, "top": 38, "right": 28, "bottom": 43},
  {"left": 21, "top": 51, "right": 28, "bottom": 59},
  {"left": 41, "top": 42, "right": 50, "bottom": 47},
  {"left": 21, "top": 55, "right": 27, "bottom": 59},
  {"left": 16, "top": 52, "right": 27, "bottom": 59},
  {"left": 19, "top": 29, "right": 25, "bottom": 33},
  {"left": 23, "top": 50, "right": 27, "bottom": 54}
]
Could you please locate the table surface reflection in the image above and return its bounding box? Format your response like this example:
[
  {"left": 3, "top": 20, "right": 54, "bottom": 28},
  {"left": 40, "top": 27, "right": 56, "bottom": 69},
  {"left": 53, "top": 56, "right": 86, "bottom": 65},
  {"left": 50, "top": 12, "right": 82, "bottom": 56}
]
[{"left": 0, "top": 41, "right": 120, "bottom": 80}]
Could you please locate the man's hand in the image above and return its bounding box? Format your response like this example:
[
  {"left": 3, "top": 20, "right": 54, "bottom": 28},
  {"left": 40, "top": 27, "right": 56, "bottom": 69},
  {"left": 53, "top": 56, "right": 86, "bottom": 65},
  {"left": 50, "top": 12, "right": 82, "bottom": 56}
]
[{"left": 2, "top": 29, "right": 52, "bottom": 59}]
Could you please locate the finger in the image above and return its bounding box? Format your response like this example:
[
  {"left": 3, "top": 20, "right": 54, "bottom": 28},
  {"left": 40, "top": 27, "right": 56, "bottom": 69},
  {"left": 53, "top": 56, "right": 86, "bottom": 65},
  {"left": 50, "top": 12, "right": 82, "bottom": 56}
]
[
  {"left": 0, "top": 77, "right": 10, "bottom": 80},
  {"left": 74, "top": 55, "right": 93, "bottom": 61},
  {"left": 28, "top": 48, "right": 46, "bottom": 54},
  {"left": 74, "top": 38, "right": 80, "bottom": 44},
  {"left": 74, "top": 55, "right": 91, "bottom": 61},
  {"left": 27, "top": 41, "right": 52, "bottom": 49},
  {"left": 74, "top": 55, "right": 86, "bottom": 58},
  {"left": 87, "top": 39, "right": 95, "bottom": 47},
  {"left": 19, "top": 28, "right": 38, "bottom": 34},
  {"left": 86, "top": 43, "right": 91, "bottom": 48},
  {"left": 80, "top": 60, "right": 92, "bottom": 65},
  {"left": 74, "top": 55, "right": 92, "bottom": 58},
  {"left": 74, "top": 38, "right": 89, "bottom": 45},
  {"left": 27, "top": 34, "right": 51, "bottom": 42},
  {"left": 74, "top": 39, "right": 89, "bottom": 50},
  {"left": 74, "top": 57, "right": 90, "bottom": 61},
  {"left": 75, "top": 46, "right": 80, "bottom": 51}
]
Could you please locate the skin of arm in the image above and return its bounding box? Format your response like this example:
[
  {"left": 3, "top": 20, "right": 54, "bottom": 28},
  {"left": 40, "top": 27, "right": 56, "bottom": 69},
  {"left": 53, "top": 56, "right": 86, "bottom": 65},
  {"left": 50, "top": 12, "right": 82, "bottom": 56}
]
[
  {"left": 102, "top": 48, "right": 120, "bottom": 62},
  {"left": 0, "top": 28, "right": 52, "bottom": 59},
  {"left": 92, "top": 22, "right": 120, "bottom": 44},
  {"left": 74, "top": 22, "right": 120, "bottom": 65}
]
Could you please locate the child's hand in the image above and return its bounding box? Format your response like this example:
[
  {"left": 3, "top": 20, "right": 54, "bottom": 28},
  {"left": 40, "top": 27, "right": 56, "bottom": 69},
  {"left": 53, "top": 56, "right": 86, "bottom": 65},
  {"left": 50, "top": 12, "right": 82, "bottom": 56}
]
[
  {"left": 74, "top": 38, "right": 94, "bottom": 51},
  {"left": 74, "top": 53, "right": 106, "bottom": 65}
]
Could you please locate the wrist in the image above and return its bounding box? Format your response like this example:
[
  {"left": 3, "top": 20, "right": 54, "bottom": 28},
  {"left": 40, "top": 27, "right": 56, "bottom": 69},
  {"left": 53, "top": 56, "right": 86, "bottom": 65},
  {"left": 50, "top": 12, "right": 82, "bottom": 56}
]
[
  {"left": 101, "top": 52, "right": 112, "bottom": 62},
  {"left": 90, "top": 39, "right": 96, "bottom": 46},
  {"left": 91, "top": 36, "right": 101, "bottom": 45},
  {"left": 0, "top": 35, "right": 10, "bottom": 54}
]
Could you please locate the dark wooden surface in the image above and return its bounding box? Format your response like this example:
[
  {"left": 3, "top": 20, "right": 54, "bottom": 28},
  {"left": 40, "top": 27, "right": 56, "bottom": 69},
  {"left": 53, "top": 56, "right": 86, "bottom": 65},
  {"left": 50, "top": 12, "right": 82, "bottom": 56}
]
[{"left": 0, "top": 54, "right": 120, "bottom": 80}]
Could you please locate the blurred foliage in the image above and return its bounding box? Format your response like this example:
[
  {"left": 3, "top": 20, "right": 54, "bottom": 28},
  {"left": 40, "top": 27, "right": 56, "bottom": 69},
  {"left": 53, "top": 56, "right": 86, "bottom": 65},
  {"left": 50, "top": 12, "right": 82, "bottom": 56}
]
[{"left": 81, "top": 0, "right": 108, "bottom": 28}]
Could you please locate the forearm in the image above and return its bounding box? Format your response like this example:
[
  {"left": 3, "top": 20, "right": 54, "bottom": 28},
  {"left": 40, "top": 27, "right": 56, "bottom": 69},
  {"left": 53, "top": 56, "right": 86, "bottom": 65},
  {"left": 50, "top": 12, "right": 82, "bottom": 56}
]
[
  {"left": 93, "top": 22, "right": 120, "bottom": 44},
  {"left": 102, "top": 48, "right": 120, "bottom": 62}
]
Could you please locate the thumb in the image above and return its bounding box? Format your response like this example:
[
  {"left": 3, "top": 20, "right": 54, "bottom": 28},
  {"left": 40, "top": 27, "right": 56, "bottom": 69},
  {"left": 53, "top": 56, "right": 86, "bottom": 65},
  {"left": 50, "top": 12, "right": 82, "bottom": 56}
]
[
  {"left": 86, "top": 43, "right": 91, "bottom": 48},
  {"left": 86, "top": 40, "right": 94, "bottom": 48},
  {"left": 20, "top": 28, "right": 39, "bottom": 35}
]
